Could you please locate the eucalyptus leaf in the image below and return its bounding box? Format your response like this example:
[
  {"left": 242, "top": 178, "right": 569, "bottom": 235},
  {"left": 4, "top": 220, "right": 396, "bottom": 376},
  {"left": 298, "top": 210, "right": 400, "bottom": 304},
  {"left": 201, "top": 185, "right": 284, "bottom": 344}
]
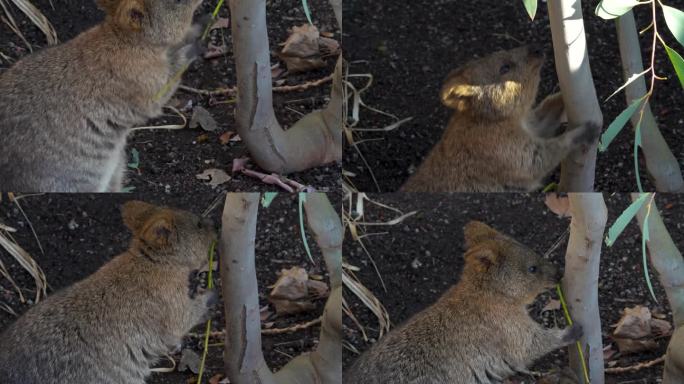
[
  {"left": 664, "top": 43, "right": 684, "bottom": 89},
  {"left": 605, "top": 193, "right": 650, "bottom": 247},
  {"left": 596, "top": 0, "right": 640, "bottom": 20},
  {"left": 599, "top": 97, "right": 643, "bottom": 152},
  {"left": 663, "top": 5, "right": 684, "bottom": 47},
  {"left": 523, "top": 0, "right": 537, "bottom": 20},
  {"left": 302, "top": 0, "right": 313, "bottom": 25},
  {"left": 635, "top": 119, "right": 644, "bottom": 193}
]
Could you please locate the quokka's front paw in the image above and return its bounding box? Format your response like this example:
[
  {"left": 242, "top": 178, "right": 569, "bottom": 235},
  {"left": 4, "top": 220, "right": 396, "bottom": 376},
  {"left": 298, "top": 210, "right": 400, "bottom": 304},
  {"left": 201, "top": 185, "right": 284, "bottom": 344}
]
[
  {"left": 561, "top": 323, "right": 583, "bottom": 344},
  {"left": 568, "top": 121, "right": 600, "bottom": 147}
]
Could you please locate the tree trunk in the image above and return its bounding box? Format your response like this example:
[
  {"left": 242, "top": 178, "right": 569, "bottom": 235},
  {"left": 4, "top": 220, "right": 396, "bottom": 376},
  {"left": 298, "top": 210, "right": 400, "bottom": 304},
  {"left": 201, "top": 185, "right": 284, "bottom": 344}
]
[
  {"left": 275, "top": 193, "right": 342, "bottom": 384},
  {"left": 617, "top": 13, "right": 684, "bottom": 192},
  {"left": 564, "top": 193, "right": 607, "bottom": 383},
  {"left": 220, "top": 193, "right": 276, "bottom": 384},
  {"left": 631, "top": 194, "right": 684, "bottom": 383},
  {"left": 548, "top": 0, "right": 604, "bottom": 192},
  {"left": 220, "top": 193, "right": 342, "bottom": 384},
  {"left": 229, "top": 0, "right": 342, "bottom": 174}
]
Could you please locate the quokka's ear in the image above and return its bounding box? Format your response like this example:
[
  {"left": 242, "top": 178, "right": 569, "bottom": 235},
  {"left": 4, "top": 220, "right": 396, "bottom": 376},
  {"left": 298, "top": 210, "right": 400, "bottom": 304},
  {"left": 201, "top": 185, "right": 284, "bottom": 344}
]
[
  {"left": 140, "top": 213, "right": 176, "bottom": 249},
  {"left": 440, "top": 68, "right": 476, "bottom": 109},
  {"left": 122, "top": 200, "right": 158, "bottom": 233},
  {"left": 114, "top": 0, "right": 147, "bottom": 31},
  {"left": 464, "top": 247, "right": 500, "bottom": 272},
  {"left": 463, "top": 221, "right": 501, "bottom": 248},
  {"left": 96, "top": 0, "right": 119, "bottom": 14}
]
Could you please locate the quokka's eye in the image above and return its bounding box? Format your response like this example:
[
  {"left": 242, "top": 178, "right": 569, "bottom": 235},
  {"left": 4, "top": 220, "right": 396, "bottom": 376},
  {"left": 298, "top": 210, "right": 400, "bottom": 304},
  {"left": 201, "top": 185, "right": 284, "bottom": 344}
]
[
  {"left": 499, "top": 64, "right": 511, "bottom": 75},
  {"left": 528, "top": 266, "right": 538, "bottom": 273}
]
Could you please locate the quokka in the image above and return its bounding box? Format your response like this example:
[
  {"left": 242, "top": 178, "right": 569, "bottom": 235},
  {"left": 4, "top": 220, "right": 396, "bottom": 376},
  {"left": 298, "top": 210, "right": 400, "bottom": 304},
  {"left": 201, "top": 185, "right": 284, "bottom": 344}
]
[
  {"left": 345, "top": 221, "right": 582, "bottom": 384},
  {"left": 0, "top": 0, "right": 204, "bottom": 192},
  {"left": 402, "top": 45, "right": 599, "bottom": 192},
  {"left": 0, "top": 200, "right": 218, "bottom": 384}
]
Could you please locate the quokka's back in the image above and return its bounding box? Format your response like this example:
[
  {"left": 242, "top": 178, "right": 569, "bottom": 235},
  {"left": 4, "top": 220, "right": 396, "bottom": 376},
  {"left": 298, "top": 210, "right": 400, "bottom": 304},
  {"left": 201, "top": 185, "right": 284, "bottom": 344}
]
[
  {"left": 0, "top": 201, "right": 217, "bottom": 384},
  {"left": 0, "top": 0, "right": 203, "bottom": 192}
]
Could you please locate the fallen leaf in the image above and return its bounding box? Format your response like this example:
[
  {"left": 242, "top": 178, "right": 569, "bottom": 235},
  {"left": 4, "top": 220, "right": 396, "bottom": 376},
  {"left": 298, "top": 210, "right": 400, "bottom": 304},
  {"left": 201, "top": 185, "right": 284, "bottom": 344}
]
[
  {"left": 268, "top": 267, "right": 329, "bottom": 316},
  {"left": 278, "top": 24, "right": 339, "bottom": 73},
  {"left": 178, "top": 349, "right": 200, "bottom": 374},
  {"left": 614, "top": 337, "right": 658, "bottom": 354},
  {"left": 204, "top": 43, "right": 227, "bottom": 59},
  {"left": 190, "top": 106, "right": 218, "bottom": 132},
  {"left": 613, "top": 305, "right": 652, "bottom": 339},
  {"left": 196, "top": 134, "right": 210, "bottom": 143},
  {"left": 219, "top": 131, "right": 236, "bottom": 145},
  {"left": 208, "top": 373, "right": 225, "bottom": 384},
  {"left": 650, "top": 318, "right": 673, "bottom": 337},
  {"left": 210, "top": 17, "right": 230, "bottom": 31},
  {"left": 545, "top": 193, "right": 571, "bottom": 218},
  {"left": 196, "top": 169, "right": 231, "bottom": 188}
]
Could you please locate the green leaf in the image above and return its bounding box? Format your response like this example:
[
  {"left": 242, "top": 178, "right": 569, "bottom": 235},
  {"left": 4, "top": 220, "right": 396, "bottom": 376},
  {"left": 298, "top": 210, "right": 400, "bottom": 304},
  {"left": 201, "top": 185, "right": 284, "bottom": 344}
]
[
  {"left": 599, "top": 97, "right": 644, "bottom": 152},
  {"left": 663, "top": 5, "right": 684, "bottom": 48},
  {"left": 298, "top": 193, "right": 314, "bottom": 263},
  {"left": 127, "top": 148, "right": 140, "bottom": 169},
  {"left": 522, "top": 0, "right": 537, "bottom": 20},
  {"left": 664, "top": 43, "right": 684, "bottom": 89},
  {"left": 641, "top": 204, "right": 658, "bottom": 302},
  {"left": 261, "top": 192, "right": 278, "bottom": 208},
  {"left": 596, "top": 0, "right": 640, "bottom": 19},
  {"left": 302, "top": 0, "right": 314, "bottom": 25},
  {"left": 635, "top": 119, "right": 644, "bottom": 192},
  {"left": 605, "top": 193, "right": 650, "bottom": 247}
]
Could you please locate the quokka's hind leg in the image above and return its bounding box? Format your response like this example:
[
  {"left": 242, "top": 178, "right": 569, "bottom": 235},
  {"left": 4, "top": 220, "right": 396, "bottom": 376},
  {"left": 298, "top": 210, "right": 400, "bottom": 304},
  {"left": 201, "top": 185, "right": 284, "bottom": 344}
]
[{"left": 526, "top": 92, "right": 566, "bottom": 138}]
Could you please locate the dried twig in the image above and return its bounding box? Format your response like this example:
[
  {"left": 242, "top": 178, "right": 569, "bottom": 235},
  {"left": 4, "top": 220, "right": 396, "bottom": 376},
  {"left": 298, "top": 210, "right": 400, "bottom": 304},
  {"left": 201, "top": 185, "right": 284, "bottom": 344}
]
[{"left": 605, "top": 355, "right": 665, "bottom": 373}]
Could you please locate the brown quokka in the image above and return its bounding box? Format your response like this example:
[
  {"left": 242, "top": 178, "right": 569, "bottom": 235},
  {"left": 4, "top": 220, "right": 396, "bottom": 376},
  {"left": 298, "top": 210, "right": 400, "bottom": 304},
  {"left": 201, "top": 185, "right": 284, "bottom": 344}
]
[
  {"left": 0, "top": 0, "right": 204, "bottom": 192},
  {"left": 402, "top": 45, "right": 599, "bottom": 192},
  {"left": 0, "top": 201, "right": 217, "bottom": 384},
  {"left": 345, "top": 221, "right": 582, "bottom": 384}
]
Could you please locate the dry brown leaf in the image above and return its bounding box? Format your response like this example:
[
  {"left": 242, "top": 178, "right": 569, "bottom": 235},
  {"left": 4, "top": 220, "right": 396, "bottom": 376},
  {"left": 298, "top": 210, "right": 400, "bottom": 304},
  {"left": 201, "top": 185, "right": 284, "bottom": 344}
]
[
  {"left": 278, "top": 24, "right": 339, "bottom": 74},
  {"left": 204, "top": 43, "right": 227, "bottom": 60},
  {"left": 219, "top": 131, "right": 236, "bottom": 145},
  {"left": 614, "top": 337, "right": 658, "bottom": 354},
  {"left": 613, "top": 305, "right": 652, "bottom": 340},
  {"left": 210, "top": 17, "right": 230, "bottom": 31},
  {"left": 196, "top": 169, "right": 231, "bottom": 188},
  {"left": 189, "top": 106, "right": 218, "bottom": 132},
  {"left": 268, "top": 266, "right": 329, "bottom": 315}
]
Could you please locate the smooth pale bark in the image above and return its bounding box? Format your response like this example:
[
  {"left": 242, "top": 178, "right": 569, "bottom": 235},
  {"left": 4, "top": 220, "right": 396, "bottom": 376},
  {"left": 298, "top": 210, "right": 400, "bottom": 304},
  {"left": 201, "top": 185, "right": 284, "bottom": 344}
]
[
  {"left": 631, "top": 194, "right": 684, "bottom": 383},
  {"left": 564, "top": 193, "right": 606, "bottom": 383},
  {"left": 617, "top": 14, "right": 684, "bottom": 192},
  {"left": 548, "top": 0, "right": 604, "bottom": 192},
  {"left": 275, "top": 193, "right": 342, "bottom": 384},
  {"left": 221, "top": 193, "right": 342, "bottom": 384},
  {"left": 220, "top": 193, "right": 277, "bottom": 384},
  {"left": 229, "top": 0, "right": 342, "bottom": 174}
]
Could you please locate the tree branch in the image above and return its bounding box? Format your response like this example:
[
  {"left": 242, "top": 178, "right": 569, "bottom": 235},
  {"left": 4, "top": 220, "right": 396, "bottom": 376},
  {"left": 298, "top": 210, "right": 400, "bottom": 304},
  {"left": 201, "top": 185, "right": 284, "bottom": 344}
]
[
  {"left": 229, "top": 0, "right": 341, "bottom": 174},
  {"left": 274, "top": 193, "right": 342, "bottom": 384},
  {"left": 548, "top": 0, "right": 604, "bottom": 192},
  {"left": 220, "top": 193, "right": 276, "bottom": 384},
  {"left": 617, "top": 13, "right": 684, "bottom": 192},
  {"left": 564, "top": 193, "right": 607, "bottom": 383}
]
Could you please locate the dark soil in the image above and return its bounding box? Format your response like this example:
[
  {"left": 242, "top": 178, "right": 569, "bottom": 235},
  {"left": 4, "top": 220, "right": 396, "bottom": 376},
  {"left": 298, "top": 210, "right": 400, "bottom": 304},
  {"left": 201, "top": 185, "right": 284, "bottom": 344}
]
[
  {"left": 0, "top": 192, "right": 338, "bottom": 383},
  {"left": 0, "top": 0, "right": 340, "bottom": 193},
  {"left": 344, "top": 193, "right": 684, "bottom": 383},
  {"left": 343, "top": 0, "right": 684, "bottom": 193}
]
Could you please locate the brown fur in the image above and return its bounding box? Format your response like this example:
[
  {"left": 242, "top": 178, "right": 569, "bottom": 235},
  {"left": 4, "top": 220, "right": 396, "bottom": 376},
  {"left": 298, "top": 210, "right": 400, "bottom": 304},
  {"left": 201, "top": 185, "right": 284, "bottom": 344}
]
[
  {"left": 402, "top": 45, "right": 599, "bottom": 192},
  {"left": 0, "top": 201, "right": 217, "bottom": 384},
  {"left": 345, "top": 221, "right": 582, "bottom": 384},
  {"left": 0, "top": 0, "right": 203, "bottom": 192}
]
